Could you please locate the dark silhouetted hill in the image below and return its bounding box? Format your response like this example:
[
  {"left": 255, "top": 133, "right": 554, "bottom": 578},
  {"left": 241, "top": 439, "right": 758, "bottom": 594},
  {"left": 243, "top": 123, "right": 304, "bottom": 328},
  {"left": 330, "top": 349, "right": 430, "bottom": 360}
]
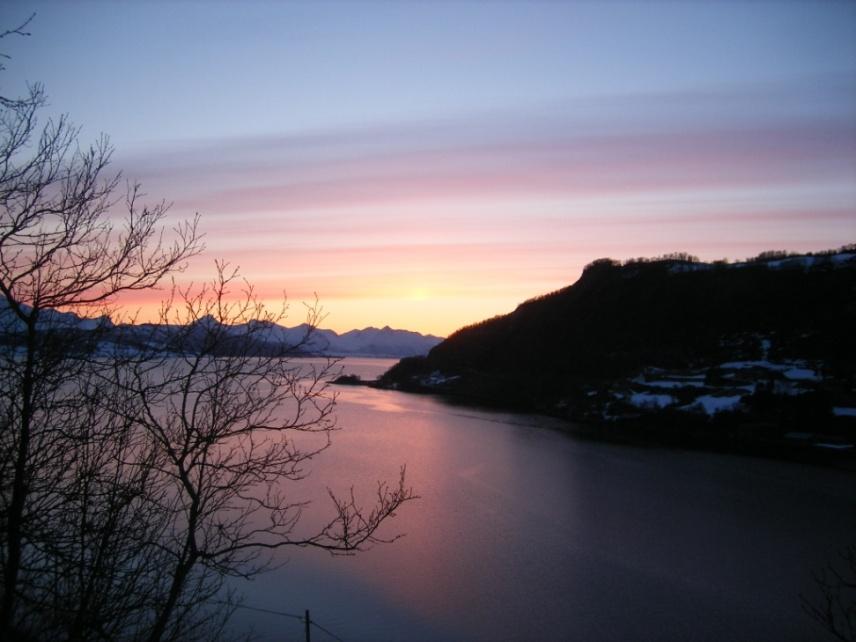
[{"left": 379, "top": 247, "right": 856, "bottom": 458}]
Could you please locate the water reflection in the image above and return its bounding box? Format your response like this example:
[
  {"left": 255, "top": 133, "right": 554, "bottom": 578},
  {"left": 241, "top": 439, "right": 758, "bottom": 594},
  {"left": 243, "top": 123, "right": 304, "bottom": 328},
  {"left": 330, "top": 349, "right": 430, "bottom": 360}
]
[{"left": 229, "top": 358, "right": 856, "bottom": 641}]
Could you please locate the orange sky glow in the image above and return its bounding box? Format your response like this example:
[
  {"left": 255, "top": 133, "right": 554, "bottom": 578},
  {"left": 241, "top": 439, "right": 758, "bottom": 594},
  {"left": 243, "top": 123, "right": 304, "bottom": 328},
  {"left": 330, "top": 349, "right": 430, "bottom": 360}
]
[
  {"left": 109, "top": 107, "right": 856, "bottom": 337},
  {"left": 10, "top": 3, "right": 853, "bottom": 337}
]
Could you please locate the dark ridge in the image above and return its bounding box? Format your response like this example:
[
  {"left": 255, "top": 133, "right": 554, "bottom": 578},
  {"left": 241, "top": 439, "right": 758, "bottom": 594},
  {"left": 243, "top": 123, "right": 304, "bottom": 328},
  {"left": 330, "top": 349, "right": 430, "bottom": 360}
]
[{"left": 379, "top": 247, "right": 856, "bottom": 462}]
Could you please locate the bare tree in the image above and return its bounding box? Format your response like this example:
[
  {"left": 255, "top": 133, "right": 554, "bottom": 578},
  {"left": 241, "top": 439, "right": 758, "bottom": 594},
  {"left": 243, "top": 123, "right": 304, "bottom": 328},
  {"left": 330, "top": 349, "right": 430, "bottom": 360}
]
[
  {"left": 802, "top": 545, "right": 856, "bottom": 641},
  {"left": 2, "top": 18, "right": 415, "bottom": 640},
  {"left": 0, "top": 16, "right": 201, "bottom": 637},
  {"left": 99, "top": 266, "right": 415, "bottom": 642}
]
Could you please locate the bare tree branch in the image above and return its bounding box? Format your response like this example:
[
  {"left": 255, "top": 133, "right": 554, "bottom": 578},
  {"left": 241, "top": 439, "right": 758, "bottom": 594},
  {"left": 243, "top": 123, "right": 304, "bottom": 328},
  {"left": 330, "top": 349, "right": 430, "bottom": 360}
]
[{"left": 802, "top": 545, "right": 856, "bottom": 641}]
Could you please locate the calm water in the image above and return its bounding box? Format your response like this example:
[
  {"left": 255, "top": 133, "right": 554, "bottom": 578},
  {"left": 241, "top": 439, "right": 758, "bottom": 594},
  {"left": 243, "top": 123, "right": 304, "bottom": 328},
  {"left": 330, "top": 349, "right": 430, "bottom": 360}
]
[{"left": 229, "top": 358, "right": 856, "bottom": 641}]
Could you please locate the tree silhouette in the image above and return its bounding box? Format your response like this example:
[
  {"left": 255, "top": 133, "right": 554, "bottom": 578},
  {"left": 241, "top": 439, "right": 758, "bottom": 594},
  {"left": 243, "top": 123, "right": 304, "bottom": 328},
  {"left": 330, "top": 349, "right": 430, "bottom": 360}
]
[
  {"left": 802, "top": 545, "right": 856, "bottom": 642},
  {"left": 0, "top": 18, "right": 414, "bottom": 640}
]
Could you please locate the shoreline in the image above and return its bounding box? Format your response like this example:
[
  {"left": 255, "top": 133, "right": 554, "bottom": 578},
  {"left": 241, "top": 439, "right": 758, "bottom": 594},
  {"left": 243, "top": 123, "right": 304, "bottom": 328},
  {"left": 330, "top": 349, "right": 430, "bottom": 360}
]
[{"left": 333, "top": 374, "right": 856, "bottom": 471}]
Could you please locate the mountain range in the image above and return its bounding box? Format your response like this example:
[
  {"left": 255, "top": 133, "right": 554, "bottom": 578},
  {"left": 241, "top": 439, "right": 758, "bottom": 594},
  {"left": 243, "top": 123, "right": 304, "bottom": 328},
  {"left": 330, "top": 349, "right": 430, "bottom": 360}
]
[{"left": 0, "top": 303, "right": 442, "bottom": 359}]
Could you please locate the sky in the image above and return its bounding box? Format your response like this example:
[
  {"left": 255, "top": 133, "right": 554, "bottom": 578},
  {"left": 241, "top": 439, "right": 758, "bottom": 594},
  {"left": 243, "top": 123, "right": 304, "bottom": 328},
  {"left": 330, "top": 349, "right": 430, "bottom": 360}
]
[{"left": 2, "top": 1, "right": 855, "bottom": 336}]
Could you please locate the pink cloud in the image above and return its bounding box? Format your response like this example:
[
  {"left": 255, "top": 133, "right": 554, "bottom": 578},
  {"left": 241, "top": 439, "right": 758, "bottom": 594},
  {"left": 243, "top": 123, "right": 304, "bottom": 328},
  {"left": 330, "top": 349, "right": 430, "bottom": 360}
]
[
  {"left": 155, "top": 120, "right": 854, "bottom": 216},
  {"left": 107, "top": 81, "right": 856, "bottom": 333}
]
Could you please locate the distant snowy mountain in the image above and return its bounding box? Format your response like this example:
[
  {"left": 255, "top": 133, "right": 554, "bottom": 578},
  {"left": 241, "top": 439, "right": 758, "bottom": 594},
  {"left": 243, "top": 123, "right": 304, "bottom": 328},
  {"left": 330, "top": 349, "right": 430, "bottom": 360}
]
[
  {"left": 201, "top": 319, "right": 442, "bottom": 356},
  {"left": 326, "top": 325, "right": 442, "bottom": 357},
  {"left": 0, "top": 298, "right": 442, "bottom": 358},
  {"left": 0, "top": 298, "right": 113, "bottom": 333}
]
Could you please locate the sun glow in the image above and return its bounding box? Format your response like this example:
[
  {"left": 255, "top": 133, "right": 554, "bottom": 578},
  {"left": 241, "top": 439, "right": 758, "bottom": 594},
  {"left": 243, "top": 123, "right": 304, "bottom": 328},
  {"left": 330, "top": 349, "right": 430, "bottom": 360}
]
[{"left": 407, "top": 287, "right": 430, "bottom": 301}]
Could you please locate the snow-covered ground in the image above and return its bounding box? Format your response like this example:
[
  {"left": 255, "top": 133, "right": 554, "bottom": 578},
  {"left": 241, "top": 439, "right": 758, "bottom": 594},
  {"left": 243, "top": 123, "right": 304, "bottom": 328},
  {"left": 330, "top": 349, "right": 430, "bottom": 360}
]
[
  {"left": 642, "top": 379, "right": 705, "bottom": 389},
  {"left": 717, "top": 360, "right": 820, "bottom": 381},
  {"left": 719, "top": 360, "right": 792, "bottom": 371},
  {"left": 607, "top": 355, "right": 838, "bottom": 421},
  {"left": 629, "top": 392, "right": 676, "bottom": 409},
  {"left": 782, "top": 367, "right": 820, "bottom": 381},
  {"left": 666, "top": 251, "right": 856, "bottom": 274},
  {"left": 687, "top": 395, "right": 742, "bottom": 415}
]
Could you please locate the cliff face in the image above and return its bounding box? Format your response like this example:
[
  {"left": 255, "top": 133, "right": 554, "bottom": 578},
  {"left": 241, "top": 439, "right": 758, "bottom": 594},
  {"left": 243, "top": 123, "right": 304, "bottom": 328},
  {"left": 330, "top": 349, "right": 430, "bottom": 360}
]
[{"left": 379, "top": 252, "right": 856, "bottom": 452}]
